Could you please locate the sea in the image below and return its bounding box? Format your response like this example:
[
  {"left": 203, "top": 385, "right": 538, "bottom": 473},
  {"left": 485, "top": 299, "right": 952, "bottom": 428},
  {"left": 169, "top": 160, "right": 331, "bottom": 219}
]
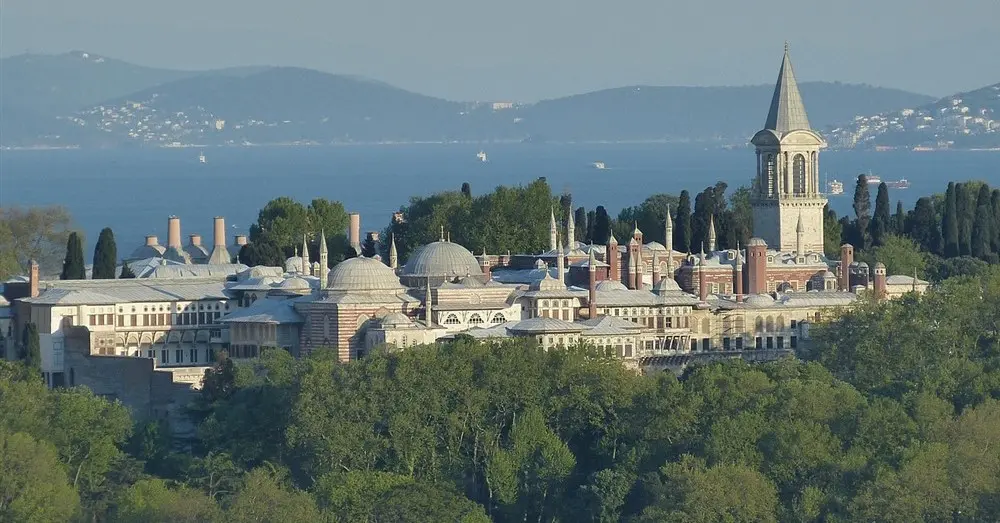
[{"left": 2, "top": 143, "right": 999, "bottom": 255}]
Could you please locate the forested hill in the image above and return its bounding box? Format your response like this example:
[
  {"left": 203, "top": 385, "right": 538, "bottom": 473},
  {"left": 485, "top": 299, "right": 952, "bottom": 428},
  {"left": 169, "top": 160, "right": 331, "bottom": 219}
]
[{"left": 0, "top": 51, "right": 934, "bottom": 147}]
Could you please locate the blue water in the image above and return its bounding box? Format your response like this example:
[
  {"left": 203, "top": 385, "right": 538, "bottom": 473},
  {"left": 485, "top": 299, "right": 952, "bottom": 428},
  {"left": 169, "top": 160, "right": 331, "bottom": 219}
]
[{"left": 2, "top": 144, "right": 999, "bottom": 254}]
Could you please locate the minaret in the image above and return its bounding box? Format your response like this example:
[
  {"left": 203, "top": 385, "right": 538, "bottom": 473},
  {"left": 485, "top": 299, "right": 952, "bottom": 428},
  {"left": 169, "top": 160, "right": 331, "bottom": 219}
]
[
  {"left": 389, "top": 233, "right": 398, "bottom": 270},
  {"left": 698, "top": 244, "right": 708, "bottom": 302},
  {"left": 651, "top": 249, "right": 661, "bottom": 286},
  {"left": 707, "top": 214, "right": 717, "bottom": 252},
  {"left": 588, "top": 247, "right": 597, "bottom": 319},
  {"left": 319, "top": 230, "right": 329, "bottom": 290},
  {"left": 567, "top": 208, "right": 576, "bottom": 248},
  {"left": 796, "top": 213, "right": 805, "bottom": 256},
  {"left": 550, "top": 208, "right": 558, "bottom": 251},
  {"left": 556, "top": 234, "right": 565, "bottom": 284},
  {"left": 425, "top": 277, "right": 434, "bottom": 324},
  {"left": 301, "top": 234, "right": 309, "bottom": 274},
  {"left": 665, "top": 206, "right": 674, "bottom": 278},
  {"left": 735, "top": 242, "right": 744, "bottom": 303},
  {"left": 750, "top": 43, "right": 827, "bottom": 253},
  {"left": 606, "top": 232, "right": 619, "bottom": 283},
  {"left": 440, "top": 226, "right": 445, "bottom": 242}
]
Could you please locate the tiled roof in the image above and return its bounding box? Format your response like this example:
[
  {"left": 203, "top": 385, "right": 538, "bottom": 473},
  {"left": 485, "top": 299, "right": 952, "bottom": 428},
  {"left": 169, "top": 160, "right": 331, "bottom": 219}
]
[
  {"left": 764, "top": 47, "right": 811, "bottom": 134},
  {"left": 219, "top": 297, "right": 305, "bottom": 324},
  {"left": 23, "top": 279, "right": 230, "bottom": 305}
]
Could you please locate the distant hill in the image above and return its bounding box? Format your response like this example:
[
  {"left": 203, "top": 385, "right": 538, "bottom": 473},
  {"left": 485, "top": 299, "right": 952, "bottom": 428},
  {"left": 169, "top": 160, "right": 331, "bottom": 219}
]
[
  {"left": 0, "top": 52, "right": 939, "bottom": 147},
  {"left": 825, "top": 83, "right": 1000, "bottom": 150}
]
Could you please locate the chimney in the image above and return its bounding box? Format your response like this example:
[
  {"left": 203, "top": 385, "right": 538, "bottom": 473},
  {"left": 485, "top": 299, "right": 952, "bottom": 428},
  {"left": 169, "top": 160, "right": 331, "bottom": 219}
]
[
  {"left": 145, "top": 235, "right": 159, "bottom": 247},
  {"left": 349, "top": 213, "right": 361, "bottom": 252},
  {"left": 606, "top": 234, "right": 619, "bottom": 283},
  {"left": 29, "top": 259, "right": 39, "bottom": 298},
  {"left": 213, "top": 217, "right": 226, "bottom": 247},
  {"left": 840, "top": 244, "right": 854, "bottom": 291},
  {"left": 698, "top": 248, "right": 708, "bottom": 302},
  {"left": 588, "top": 248, "right": 597, "bottom": 319},
  {"left": 235, "top": 235, "right": 248, "bottom": 247},
  {"left": 735, "top": 244, "right": 744, "bottom": 303},
  {"left": 167, "top": 216, "right": 181, "bottom": 249},
  {"left": 627, "top": 254, "right": 637, "bottom": 290},
  {"left": 189, "top": 234, "right": 202, "bottom": 246},
  {"left": 479, "top": 248, "right": 491, "bottom": 281},
  {"left": 747, "top": 238, "right": 768, "bottom": 295},
  {"left": 873, "top": 262, "right": 888, "bottom": 300}
]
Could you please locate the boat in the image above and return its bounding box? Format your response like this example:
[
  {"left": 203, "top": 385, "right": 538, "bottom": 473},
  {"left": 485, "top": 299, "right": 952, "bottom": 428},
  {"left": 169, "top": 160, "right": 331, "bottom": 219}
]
[
  {"left": 826, "top": 179, "right": 844, "bottom": 195},
  {"left": 861, "top": 171, "right": 880, "bottom": 184},
  {"left": 593, "top": 161, "right": 607, "bottom": 170},
  {"left": 199, "top": 152, "right": 207, "bottom": 164},
  {"left": 885, "top": 179, "right": 910, "bottom": 189},
  {"left": 476, "top": 150, "right": 487, "bottom": 162}
]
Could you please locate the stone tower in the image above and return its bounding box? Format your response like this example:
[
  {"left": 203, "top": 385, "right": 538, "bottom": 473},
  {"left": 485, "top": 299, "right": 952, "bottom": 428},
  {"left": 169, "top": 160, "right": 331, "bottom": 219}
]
[{"left": 750, "top": 44, "right": 827, "bottom": 253}]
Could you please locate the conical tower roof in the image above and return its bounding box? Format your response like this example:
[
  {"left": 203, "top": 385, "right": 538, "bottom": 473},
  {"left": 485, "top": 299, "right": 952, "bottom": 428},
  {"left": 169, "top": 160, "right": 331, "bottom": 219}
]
[{"left": 764, "top": 43, "right": 811, "bottom": 134}]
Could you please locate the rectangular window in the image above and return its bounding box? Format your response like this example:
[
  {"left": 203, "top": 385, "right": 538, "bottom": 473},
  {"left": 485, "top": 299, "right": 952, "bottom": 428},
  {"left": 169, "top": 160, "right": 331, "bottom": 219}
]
[
  {"left": 147, "top": 350, "right": 154, "bottom": 359},
  {"left": 691, "top": 339, "right": 698, "bottom": 351},
  {"left": 755, "top": 337, "right": 763, "bottom": 349},
  {"left": 736, "top": 337, "right": 744, "bottom": 350},
  {"left": 723, "top": 338, "right": 732, "bottom": 350},
  {"left": 790, "top": 336, "right": 798, "bottom": 349},
  {"left": 131, "top": 314, "right": 137, "bottom": 326},
  {"left": 702, "top": 338, "right": 710, "bottom": 351},
  {"left": 89, "top": 315, "right": 97, "bottom": 326},
  {"left": 159, "top": 350, "right": 168, "bottom": 364},
  {"left": 105, "top": 314, "right": 114, "bottom": 325},
  {"left": 791, "top": 320, "right": 798, "bottom": 329},
  {"left": 777, "top": 337, "right": 785, "bottom": 349},
  {"left": 175, "top": 349, "right": 184, "bottom": 364},
  {"left": 766, "top": 337, "right": 774, "bottom": 349}
]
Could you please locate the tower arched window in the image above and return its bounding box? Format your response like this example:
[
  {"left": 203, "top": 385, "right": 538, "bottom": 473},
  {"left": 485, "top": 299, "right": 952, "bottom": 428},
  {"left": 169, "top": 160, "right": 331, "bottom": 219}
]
[
  {"left": 792, "top": 154, "right": 807, "bottom": 195},
  {"left": 765, "top": 154, "right": 776, "bottom": 197}
]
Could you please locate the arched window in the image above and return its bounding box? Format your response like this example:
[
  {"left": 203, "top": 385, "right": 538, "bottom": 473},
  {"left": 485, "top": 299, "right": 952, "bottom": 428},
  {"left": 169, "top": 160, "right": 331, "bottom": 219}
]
[
  {"left": 444, "top": 314, "right": 460, "bottom": 325},
  {"left": 701, "top": 318, "right": 710, "bottom": 335},
  {"left": 755, "top": 317, "right": 764, "bottom": 333},
  {"left": 793, "top": 154, "right": 806, "bottom": 195},
  {"left": 765, "top": 154, "right": 776, "bottom": 196},
  {"left": 765, "top": 316, "right": 775, "bottom": 332},
  {"left": 777, "top": 315, "right": 786, "bottom": 331},
  {"left": 469, "top": 314, "right": 484, "bottom": 325},
  {"left": 491, "top": 314, "right": 506, "bottom": 324}
]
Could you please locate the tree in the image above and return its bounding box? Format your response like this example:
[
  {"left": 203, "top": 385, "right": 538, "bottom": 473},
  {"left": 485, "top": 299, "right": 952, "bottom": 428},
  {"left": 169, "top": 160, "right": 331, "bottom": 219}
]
[
  {"left": 237, "top": 239, "right": 283, "bottom": 268},
  {"left": 574, "top": 207, "right": 587, "bottom": 243},
  {"left": 60, "top": 231, "right": 86, "bottom": 280},
  {"left": 972, "top": 184, "right": 993, "bottom": 259},
  {"left": 0, "top": 431, "right": 80, "bottom": 522},
  {"left": 461, "top": 182, "right": 472, "bottom": 199},
  {"left": 586, "top": 210, "right": 596, "bottom": 244},
  {"left": 111, "top": 479, "right": 221, "bottom": 523},
  {"left": 371, "top": 482, "right": 490, "bottom": 523},
  {"left": 728, "top": 186, "right": 753, "bottom": 249},
  {"left": 593, "top": 206, "right": 611, "bottom": 245},
  {"left": 0, "top": 205, "right": 74, "bottom": 279},
  {"left": 21, "top": 323, "right": 41, "bottom": 370},
  {"left": 955, "top": 182, "right": 974, "bottom": 256},
  {"left": 869, "top": 235, "right": 927, "bottom": 279},
  {"left": 992, "top": 189, "right": 1000, "bottom": 254},
  {"left": 226, "top": 469, "right": 320, "bottom": 523},
  {"left": 909, "top": 197, "right": 942, "bottom": 254},
  {"left": 894, "top": 200, "right": 906, "bottom": 235},
  {"left": 943, "top": 182, "right": 960, "bottom": 258},
  {"left": 92, "top": 227, "right": 118, "bottom": 279},
  {"left": 250, "top": 197, "right": 349, "bottom": 256},
  {"left": 119, "top": 261, "right": 137, "bottom": 279},
  {"left": 823, "top": 204, "right": 843, "bottom": 258},
  {"left": 675, "top": 190, "right": 693, "bottom": 253},
  {"left": 852, "top": 174, "right": 872, "bottom": 250},
  {"left": 870, "top": 182, "right": 891, "bottom": 248},
  {"left": 361, "top": 233, "right": 379, "bottom": 258}
]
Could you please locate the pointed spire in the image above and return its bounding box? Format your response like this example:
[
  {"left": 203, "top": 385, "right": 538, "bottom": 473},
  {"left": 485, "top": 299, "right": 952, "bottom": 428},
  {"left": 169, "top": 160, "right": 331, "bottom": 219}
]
[
  {"left": 764, "top": 43, "right": 811, "bottom": 133},
  {"left": 550, "top": 208, "right": 558, "bottom": 251},
  {"left": 567, "top": 208, "right": 576, "bottom": 248},
  {"left": 319, "top": 229, "right": 329, "bottom": 290},
  {"left": 588, "top": 244, "right": 596, "bottom": 271},
  {"left": 319, "top": 229, "right": 328, "bottom": 254},
  {"left": 301, "top": 234, "right": 310, "bottom": 274},
  {"left": 707, "top": 214, "right": 717, "bottom": 252},
  {"left": 556, "top": 233, "right": 565, "bottom": 284},
  {"left": 796, "top": 212, "right": 805, "bottom": 233},
  {"left": 389, "top": 233, "right": 398, "bottom": 270}
]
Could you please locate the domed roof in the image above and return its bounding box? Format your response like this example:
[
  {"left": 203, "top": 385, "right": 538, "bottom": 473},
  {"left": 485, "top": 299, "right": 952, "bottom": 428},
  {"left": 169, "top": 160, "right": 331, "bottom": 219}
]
[
  {"left": 652, "top": 277, "right": 682, "bottom": 293},
  {"left": 745, "top": 294, "right": 776, "bottom": 307},
  {"left": 596, "top": 280, "right": 628, "bottom": 292},
  {"left": 748, "top": 237, "right": 768, "bottom": 247},
  {"left": 823, "top": 270, "right": 837, "bottom": 278},
  {"left": 380, "top": 312, "right": 413, "bottom": 327},
  {"left": 277, "top": 276, "right": 310, "bottom": 291},
  {"left": 402, "top": 241, "right": 482, "bottom": 278},
  {"left": 530, "top": 272, "right": 566, "bottom": 291},
  {"left": 327, "top": 257, "right": 404, "bottom": 292},
  {"left": 284, "top": 256, "right": 305, "bottom": 273}
]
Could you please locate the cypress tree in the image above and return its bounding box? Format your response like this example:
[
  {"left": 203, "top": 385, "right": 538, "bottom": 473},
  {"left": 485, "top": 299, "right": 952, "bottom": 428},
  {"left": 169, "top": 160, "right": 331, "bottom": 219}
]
[
  {"left": 955, "top": 183, "right": 973, "bottom": 255},
  {"left": 585, "top": 210, "right": 596, "bottom": 244},
  {"left": 574, "top": 207, "right": 587, "bottom": 243},
  {"left": 971, "top": 184, "right": 993, "bottom": 259},
  {"left": 460, "top": 182, "right": 472, "bottom": 199},
  {"left": 361, "top": 234, "right": 379, "bottom": 258},
  {"left": 60, "top": 232, "right": 86, "bottom": 280},
  {"left": 943, "top": 182, "right": 960, "bottom": 258},
  {"left": 894, "top": 200, "right": 905, "bottom": 234},
  {"left": 852, "top": 174, "right": 871, "bottom": 249},
  {"left": 593, "top": 206, "right": 611, "bottom": 245},
  {"left": 675, "top": 190, "right": 693, "bottom": 253},
  {"left": 992, "top": 189, "right": 1000, "bottom": 254},
  {"left": 21, "top": 323, "right": 41, "bottom": 370},
  {"left": 119, "top": 261, "right": 137, "bottom": 279},
  {"left": 911, "top": 197, "right": 942, "bottom": 254},
  {"left": 92, "top": 227, "right": 117, "bottom": 279},
  {"left": 870, "top": 182, "right": 891, "bottom": 247}
]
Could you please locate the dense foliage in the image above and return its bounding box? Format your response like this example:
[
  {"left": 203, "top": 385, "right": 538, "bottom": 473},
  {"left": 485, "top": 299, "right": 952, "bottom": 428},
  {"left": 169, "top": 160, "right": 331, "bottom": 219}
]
[
  {"left": 4, "top": 267, "right": 1000, "bottom": 521},
  {"left": 0, "top": 205, "right": 74, "bottom": 280},
  {"left": 60, "top": 231, "right": 86, "bottom": 280},
  {"left": 92, "top": 228, "right": 118, "bottom": 279}
]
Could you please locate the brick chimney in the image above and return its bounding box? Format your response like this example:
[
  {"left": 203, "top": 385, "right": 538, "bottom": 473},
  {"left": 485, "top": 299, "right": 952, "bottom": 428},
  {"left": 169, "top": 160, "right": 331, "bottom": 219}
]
[
  {"left": 651, "top": 250, "right": 661, "bottom": 286},
  {"left": 213, "top": 217, "right": 226, "bottom": 247},
  {"left": 747, "top": 238, "right": 768, "bottom": 295},
  {"left": 840, "top": 244, "right": 854, "bottom": 292},
  {"left": 234, "top": 235, "right": 248, "bottom": 247},
  {"left": 479, "top": 248, "right": 491, "bottom": 281},
  {"left": 349, "top": 213, "right": 361, "bottom": 252},
  {"left": 606, "top": 234, "right": 619, "bottom": 284},
  {"left": 873, "top": 262, "right": 888, "bottom": 300},
  {"left": 29, "top": 259, "right": 40, "bottom": 298},
  {"left": 145, "top": 235, "right": 159, "bottom": 246},
  {"left": 588, "top": 248, "right": 598, "bottom": 319},
  {"left": 189, "top": 234, "right": 202, "bottom": 247},
  {"left": 167, "top": 216, "right": 181, "bottom": 249}
]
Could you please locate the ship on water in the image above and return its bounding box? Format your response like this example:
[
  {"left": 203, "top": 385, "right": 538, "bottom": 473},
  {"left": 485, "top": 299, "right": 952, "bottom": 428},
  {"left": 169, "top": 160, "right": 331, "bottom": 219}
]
[
  {"left": 476, "top": 150, "right": 487, "bottom": 162},
  {"left": 885, "top": 179, "right": 910, "bottom": 189},
  {"left": 826, "top": 179, "right": 844, "bottom": 195},
  {"left": 593, "top": 161, "right": 607, "bottom": 169},
  {"left": 199, "top": 152, "right": 207, "bottom": 164}
]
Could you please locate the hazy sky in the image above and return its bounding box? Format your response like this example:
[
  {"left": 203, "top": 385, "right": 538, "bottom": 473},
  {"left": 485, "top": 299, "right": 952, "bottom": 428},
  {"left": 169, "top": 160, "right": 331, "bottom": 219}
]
[{"left": 2, "top": 0, "right": 998, "bottom": 101}]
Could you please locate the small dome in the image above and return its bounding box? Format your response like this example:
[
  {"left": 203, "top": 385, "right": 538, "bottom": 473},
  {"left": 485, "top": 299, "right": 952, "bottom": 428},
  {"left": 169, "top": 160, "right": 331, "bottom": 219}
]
[
  {"left": 747, "top": 237, "right": 767, "bottom": 247},
  {"left": 534, "top": 259, "right": 547, "bottom": 269},
  {"left": 652, "top": 277, "right": 682, "bottom": 293},
  {"left": 284, "top": 256, "right": 305, "bottom": 273},
  {"left": 380, "top": 312, "right": 413, "bottom": 328},
  {"left": 823, "top": 270, "right": 836, "bottom": 278},
  {"left": 744, "top": 294, "right": 776, "bottom": 307},
  {"left": 530, "top": 272, "right": 565, "bottom": 291},
  {"left": 327, "top": 257, "right": 404, "bottom": 292},
  {"left": 857, "top": 261, "right": 870, "bottom": 269},
  {"left": 596, "top": 280, "right": 628, "bottom": 292},
  {"left": 402, "top": 241, "right": 483, "bottom": 278},
  {"left": 277, "top": 276, "right": 310, "bottom": 291}
]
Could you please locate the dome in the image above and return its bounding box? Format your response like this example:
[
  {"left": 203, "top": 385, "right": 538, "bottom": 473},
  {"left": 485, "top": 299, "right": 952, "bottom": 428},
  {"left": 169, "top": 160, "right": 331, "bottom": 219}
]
[
  {"left": 402, "top": 241, "right": 483, "bottom": 278},
  {"left": 284, "top": 256, "right": 305, "bottom": 273},
  {"left": 747, "top": 237, "right": 767, "bottom": 247},
  {"left": 380, "top": 312, "right": 413, "bottom": 328},
  {"left": 277, "top": 276, "right": 310, "bottom": 291},
  {"left": 530, "top": 272, "right": 566, "bottom": 291},
  {"left": 327, "top": 257, "right": 404, "bottom": 292},
  {"left": 823, "top": 270, "right": 836, "bottom": 278},
  {"left": 596, "top": 280, "right": 628, "bottom": 292},
  {"left": 744, "top": 294, "right": 776, "bottom": 307},
  {"left": 652, "top": 277, "right": 682, "bottom": 293}
]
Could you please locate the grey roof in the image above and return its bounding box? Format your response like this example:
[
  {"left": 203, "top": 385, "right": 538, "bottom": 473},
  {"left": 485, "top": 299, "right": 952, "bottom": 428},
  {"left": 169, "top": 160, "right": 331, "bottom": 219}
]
[
  {"left": 508, "top": 317, "right": 585, "bottom": 334},
  {"left": 886, "top": 275, "right": 927, "bottom": 285},
  {"left": 219, "top": 297, "right": 305, "bottom": 324},
  {"left": 146, "top": 263, "right": 248, "bottom": 279},
  {"left": 578, "top": 315, "right": 643, "bottom": 335},
  {"left": 402, "top": 241, "right": 483, "bottom": 279},
  {"left": 764, "top": 46, "right": 811, "bottom": 134},
  {"left": 327, "top": 257, "right": 404, "bottom": 292},
  {"left": 22, "top": 279, "right": 230, "bottom": 305}
]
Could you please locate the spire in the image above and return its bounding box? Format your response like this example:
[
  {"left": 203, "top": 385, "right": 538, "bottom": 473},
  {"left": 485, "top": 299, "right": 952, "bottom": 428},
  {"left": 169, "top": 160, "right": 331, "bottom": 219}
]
[
  {"left": 567, "top": 208, "right": 576, "bottom": 248},
  {"left": 796, "top": 212, "right": 805, "bottom": 233},
  {"left": 707, "top": 214, "right": 717, "bottom": 252},
  {"left": 556, "top": 233, "right": 565, "bottom": 284},
  {"left": 550, "top": 208, "right": 558, "bottom": 251},
  {"left": 796, "top": 212, "right": 805, "bottom": 255},
  {"left": 301, "top": 234, "right": 309, "bottom": 274},
  {"left": 588, "top": 245, "right": 596, "bottom": 272},
  {"left": 440, "top": 225, "right": 445, "bottom": 242},
  {"left": 319, "top": 229, "right": 329, "bottom": 290},
  {"left": 389, "top": 233, "right": 398, "bottom": 270},
  {"left": 425, "top": 276, "right": 433, "bottom": 324},
  {"left": 764, "top": 43, "right": 811, "bottom": 134}
]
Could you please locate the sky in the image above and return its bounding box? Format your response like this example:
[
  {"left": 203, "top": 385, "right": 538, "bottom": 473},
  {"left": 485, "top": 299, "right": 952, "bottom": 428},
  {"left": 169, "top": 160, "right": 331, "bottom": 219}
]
[{"left": 2, "top": 0, "right": 998, "bottom": 102}]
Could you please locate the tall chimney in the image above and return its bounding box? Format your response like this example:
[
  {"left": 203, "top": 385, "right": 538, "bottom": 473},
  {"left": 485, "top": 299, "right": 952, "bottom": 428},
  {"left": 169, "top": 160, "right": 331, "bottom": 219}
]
[
  {"left": 145, "top": 235, "right": 159, "bottom": 246},
  {"left": 606, "top": 234, "right": 619, "bottom": 284},
  {"left": 735, "top": 243, "right": 744, "bottom": 303},
  {"left": 167, "top": 216, "right": 181, "bottom": 249},
  {"left": 479, "top": 247, "right": 491, "bottom": 281},
  {"left": 698, "top": 248, "right": 708, "bottom": 302},
  {"left": 627, "top": 253, "right": 636, "bottom": 290},
  {"left": 840, "top": 244, "right": 854, "bottom": 291},
  {"left": 349, "top": 213, "right": 361, "bottom": 252},
  {"left": 29, "top": 259, "right": 39, "bottom": 298},
  {"left": 235, "top": 235, "right": 248, "bottom": 246},
  {"left": 873, "top": 262, "right": 888, "bottom": 300},
  {"left": 213, "top": 217, "right": 226, "bottom": 247},
  {"left": 588, "top": 248, "right": 597, "bottom": 319},
  {"left": 189, "top": 234, "right": 202, "bottom": 246},
  {"left": 747, "top": 238, "right": 768, "bottom": 295}
]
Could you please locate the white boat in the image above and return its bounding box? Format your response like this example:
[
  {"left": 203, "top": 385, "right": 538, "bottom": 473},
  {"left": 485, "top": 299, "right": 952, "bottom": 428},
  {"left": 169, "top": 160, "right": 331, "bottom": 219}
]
[
  {"left": 476, "top": 150, "right": 487, "bottom": 162},
  {"left": 199, "top": 152, "right": 207, "bottom": 164},
  {"left": 827, "top": 179, "right": 844, "bottom": 195},
  {"left": 593, "top": 161, "right": 606, "bottom": 169}
]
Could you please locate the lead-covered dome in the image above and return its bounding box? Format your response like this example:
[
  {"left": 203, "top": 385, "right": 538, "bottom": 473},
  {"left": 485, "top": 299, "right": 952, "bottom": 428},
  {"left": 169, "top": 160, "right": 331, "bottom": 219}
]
[
  {"left": 402, "top": 241, "right": 483, "bottom": 279},
  {"left": 327, "top": 257, "right": 404, "bottom": 292}
]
